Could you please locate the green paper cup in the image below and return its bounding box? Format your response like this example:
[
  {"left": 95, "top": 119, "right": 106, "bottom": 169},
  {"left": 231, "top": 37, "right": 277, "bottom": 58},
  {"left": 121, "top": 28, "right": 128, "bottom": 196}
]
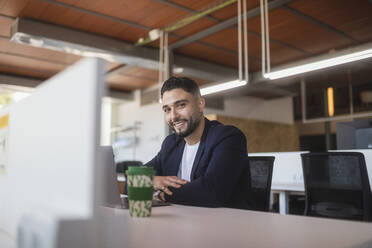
[{"left": 126, "top": 166, "right": 155, "bottom": 217}]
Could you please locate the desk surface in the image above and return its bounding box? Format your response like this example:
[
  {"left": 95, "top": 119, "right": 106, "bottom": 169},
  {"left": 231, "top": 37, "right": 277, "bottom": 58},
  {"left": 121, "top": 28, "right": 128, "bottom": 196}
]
[{"left": 99, "top": 205, "right": 372, "bottom": 248}]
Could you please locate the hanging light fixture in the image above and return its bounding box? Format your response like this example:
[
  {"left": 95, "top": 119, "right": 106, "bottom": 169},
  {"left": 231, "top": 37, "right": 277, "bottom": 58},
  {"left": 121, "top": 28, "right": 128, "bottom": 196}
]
[
  {"left": 264, "top": 47, "right": 372, "bottom": 80},
  {"left": 200, "top": 0, "right": 249, "bottom": 96},
  {"left": 259, "top": 0, "right": 372, "bottom": 80}
]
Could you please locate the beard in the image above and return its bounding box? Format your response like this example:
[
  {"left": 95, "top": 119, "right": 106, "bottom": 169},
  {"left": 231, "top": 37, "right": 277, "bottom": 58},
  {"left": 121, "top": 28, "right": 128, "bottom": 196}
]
[{"left": 169, "top": 111, "right": 203, "bottom": 138}]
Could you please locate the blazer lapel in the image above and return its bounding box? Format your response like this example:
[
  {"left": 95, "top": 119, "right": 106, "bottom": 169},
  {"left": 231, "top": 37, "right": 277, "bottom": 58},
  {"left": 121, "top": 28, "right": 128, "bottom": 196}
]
[
  {"left": 171, "top": 138, "right": 185, "bottom": 176},
  {"left": 190, "top": 118, "right": 211, "bottom": 180}
]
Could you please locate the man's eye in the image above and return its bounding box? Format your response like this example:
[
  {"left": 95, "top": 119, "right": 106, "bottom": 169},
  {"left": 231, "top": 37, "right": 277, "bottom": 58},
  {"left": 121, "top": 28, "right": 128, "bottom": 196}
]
[
  {"left": 178, "top": 103, "right": 186, "bottom": 108},
  {"left": 164, "top": 108, "right": 170, "bottom": 113}
]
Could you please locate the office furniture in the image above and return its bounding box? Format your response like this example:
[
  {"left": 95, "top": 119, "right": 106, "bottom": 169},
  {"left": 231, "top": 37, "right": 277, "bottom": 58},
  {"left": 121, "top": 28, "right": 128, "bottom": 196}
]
[
  {"left": 116, "top": 161, "right": 143, "bottom": 194},
  {"left": 0, "top": 58, "right": 105, "bottom": 240},
  {"left": 116, "top": 161, "right": 143, "bottom": 174},
  {"left": 98, "top": 204, "right": 372, "bottom": 248},
  {"left": 250, "top": 151, "right": 305, "bottom": 214},
  {"left": 248, "top": 156, "right": 274, "bottom": 211},
  {"left": 3, "top": 204, "right": 372, "bottom": 248},
  {"left": 271, "top": 182, "right": 304, "bottom": 214},
  {"left": 301, "top": 152, "right": 372, "bottom": 221},
  {"left": 251, "top": 150, "right": 372, "bottom": 215}
]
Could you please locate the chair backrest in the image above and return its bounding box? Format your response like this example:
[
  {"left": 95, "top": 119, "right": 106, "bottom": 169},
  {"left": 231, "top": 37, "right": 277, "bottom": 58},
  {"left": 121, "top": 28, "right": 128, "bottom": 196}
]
[
  {"left": 301, "top": 152, "right": 372, "bottom": 221},
  {"left": 116, "top": 160, "right": 143, "bottom": 174},
  {"left": 248, "top": 156, "right": 275, "bottom": 212}
]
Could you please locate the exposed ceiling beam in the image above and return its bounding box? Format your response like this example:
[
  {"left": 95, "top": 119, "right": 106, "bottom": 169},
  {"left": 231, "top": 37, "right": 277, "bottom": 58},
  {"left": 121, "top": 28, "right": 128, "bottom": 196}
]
[
  {"left": 0, "top": 14, "right": 15, "bottom": 20},
  {"left": 246, "top": 29, "right": 310, "bottom": 56},
  {"left": 105, "top": 64, "right": 133, "bottom": 77},
  {"left": 0, "top": 74, "right": 42, "bottom": 88},
  {"left": 11, "top": 18, "right": 237, "bottom": 82},
  {"left": 281, "top": 6, "right": 360, "bottom": 45},
  {"left": 0, "top": 73, "right": 134, "bottom": 101},
  {"left": 155, "top": 0, "right": 221, "bottom": 22},
  {"left": 42, "top": 0, "right": 301, "bottom": 59},
  {"left": 0, "top": 50, "right": 70, "bottom": 65},
  {"left": 168, "top": 0, "right": 293, "bottom": 50},
  {"left": 43, "top": 0, "right": 231, "bottom": 54},
  {"left": 43, "top": 0, "right": 151, "bottom": 30}
]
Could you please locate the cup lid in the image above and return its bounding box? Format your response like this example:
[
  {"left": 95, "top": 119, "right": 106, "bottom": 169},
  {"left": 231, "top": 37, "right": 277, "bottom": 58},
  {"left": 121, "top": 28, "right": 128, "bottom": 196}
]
[{"left": 126, "top": 166, "right": 155, "bottom": 175}]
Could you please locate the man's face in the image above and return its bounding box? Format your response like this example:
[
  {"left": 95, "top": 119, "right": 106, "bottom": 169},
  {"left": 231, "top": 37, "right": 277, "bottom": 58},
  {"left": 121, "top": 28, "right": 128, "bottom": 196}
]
[{"left": 162, "top": 88, "right": 204, "bottom": 138}]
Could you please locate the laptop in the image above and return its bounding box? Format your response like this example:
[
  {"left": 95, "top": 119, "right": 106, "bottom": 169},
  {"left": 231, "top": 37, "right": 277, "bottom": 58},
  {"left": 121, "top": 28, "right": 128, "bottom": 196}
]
[{"left": 99, "top": 146, "right": 170, "bottom": 209}]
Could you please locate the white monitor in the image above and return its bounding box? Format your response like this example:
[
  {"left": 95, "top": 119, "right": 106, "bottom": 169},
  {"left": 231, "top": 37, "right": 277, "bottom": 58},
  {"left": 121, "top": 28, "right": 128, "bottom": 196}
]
[{"left": 0, "top": 58, "right": 105, "bottom": 240}]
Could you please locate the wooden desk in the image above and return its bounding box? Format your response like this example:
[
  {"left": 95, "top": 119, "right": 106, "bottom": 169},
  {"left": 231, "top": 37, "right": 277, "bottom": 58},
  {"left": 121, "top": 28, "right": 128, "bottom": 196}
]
[{"left": 99, "top": 205, "right": 372, "bottom": 248}]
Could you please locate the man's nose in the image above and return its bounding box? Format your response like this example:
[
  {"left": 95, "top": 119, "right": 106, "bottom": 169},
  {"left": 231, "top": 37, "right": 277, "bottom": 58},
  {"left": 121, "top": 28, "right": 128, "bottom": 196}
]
[{"left": 170, "top": 108, "right": 179, "bottom": 120}]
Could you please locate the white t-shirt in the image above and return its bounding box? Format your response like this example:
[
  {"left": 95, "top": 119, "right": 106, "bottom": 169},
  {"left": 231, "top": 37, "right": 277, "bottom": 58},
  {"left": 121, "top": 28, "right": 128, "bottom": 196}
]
[{"left": 177, "top": 142, "right": 200, "bottom": 181}]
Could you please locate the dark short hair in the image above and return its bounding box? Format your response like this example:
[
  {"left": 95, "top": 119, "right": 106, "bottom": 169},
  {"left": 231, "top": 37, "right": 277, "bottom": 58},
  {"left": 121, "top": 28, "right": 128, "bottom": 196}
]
[{"left": 160, "top": 77, "right": 201, "bottom": 98}]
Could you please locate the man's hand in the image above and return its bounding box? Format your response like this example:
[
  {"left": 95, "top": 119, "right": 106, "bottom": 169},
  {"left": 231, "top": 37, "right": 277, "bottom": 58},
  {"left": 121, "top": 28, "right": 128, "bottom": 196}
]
[{"left": 154, "top": 176, "right": 189, "bottom": 195}]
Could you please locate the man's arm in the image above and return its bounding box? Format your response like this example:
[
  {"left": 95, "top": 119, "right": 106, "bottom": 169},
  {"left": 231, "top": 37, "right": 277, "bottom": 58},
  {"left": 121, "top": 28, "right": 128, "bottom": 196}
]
[
  {"left": 145, "top": 151, "right": 188, "bottom": 194},
  {"left": 145, "top": 152, "right": 162, "bottom": 175},
  {"left": 164, "top": 132, "right": 247, "bottom": 207}
]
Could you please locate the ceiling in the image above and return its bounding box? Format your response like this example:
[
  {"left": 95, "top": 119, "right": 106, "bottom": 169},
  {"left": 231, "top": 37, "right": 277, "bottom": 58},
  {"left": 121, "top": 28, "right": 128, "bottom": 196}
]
[{"left": 0, "top": 0, "right": 371, "bottom": 100}]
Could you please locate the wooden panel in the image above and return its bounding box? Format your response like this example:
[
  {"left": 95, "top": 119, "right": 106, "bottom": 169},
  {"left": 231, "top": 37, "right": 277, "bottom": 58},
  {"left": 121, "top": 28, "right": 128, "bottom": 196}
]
[
  {"left": 17, "top": 0, "right": 148, "bottom": 43},
  {"left": 211, "top": 0, "right": 260, "bottom": 21},
  {"left": 173, "top": 18, "right": 217, "bottom": 38},
  {"left": 289, "top": 0, "right": 372, "bottom": 42},
  {"left": 107, "top": 73, "right": 156, "bottom": 91},
  {"left": 199, "top": 27, "right": 239, "bottom": 52},
  {"left": 170, "top": 0, "right": 218, "bottom": 11},
  {"left": 175, "top": 74, "right": 212, "bottom": 86},
  {"left": 72, "top": 0, "right": 167, "bottom": 28},
  {"left": 19, "top": 0, "right": 49, "bottom": 19},
  {"left": 107, "top": 81, "right": 137, "bottom": 91},
  {"left": 0, "top": 53, "right": 66, "bottom": 74},
  {"left": 176, "top": 41, "right": 264, "bottom": 71},
  {"left": 0, "top": 0, "right": 29, "bottom": 17},
  {"left": 247, "top": 8, "right": 353, "bottom": 55},
  {"left": 0, "top": 16, "right": 13, "bottom": 37},
  {"left": 105, "top": 62, "right": 123, "bottom": 72},
  {"left": 0, "top": 40, "right": 81, "bottom": 64},
  {"left": 214, "top": 115, "right": 300, "bottom": 153},
  {"left": 197, "top": 27, "right": 305, "bottom": 67},
  {"left": 0, "top": 64, "right": 54, "bottom": 78},
  {"left": 176, "top": 42, "right": 238, "bottom": 68},
  {"left": 121, "top": 66, "right": 158, "bottom": 81}
]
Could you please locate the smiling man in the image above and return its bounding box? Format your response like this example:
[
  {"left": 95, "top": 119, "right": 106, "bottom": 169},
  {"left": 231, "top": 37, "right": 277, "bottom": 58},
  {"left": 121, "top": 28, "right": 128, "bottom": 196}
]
[{"left": 145, "top": 77, "right": 253, "bottom": 209}]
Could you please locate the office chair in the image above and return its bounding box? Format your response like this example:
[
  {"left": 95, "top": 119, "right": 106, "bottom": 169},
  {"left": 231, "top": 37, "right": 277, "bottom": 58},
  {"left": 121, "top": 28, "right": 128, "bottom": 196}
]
[
  {"left": 301, "top": 152, "right": 372, "bottom": 221},
  {"left": 248, "top": 156, "right": 275, "bottom": 212},
  {"left": 116, "top": 161, "right": 143, "bottom": 194},
  {"left": 116, "top": 160, "right": 143, "bottom": 174}
]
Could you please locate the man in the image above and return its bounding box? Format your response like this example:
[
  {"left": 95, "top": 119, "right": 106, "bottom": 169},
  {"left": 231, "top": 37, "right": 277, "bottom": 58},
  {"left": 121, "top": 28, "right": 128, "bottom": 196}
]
[{"left": 146, "top": 77, "right": 253, "bottom": 209}]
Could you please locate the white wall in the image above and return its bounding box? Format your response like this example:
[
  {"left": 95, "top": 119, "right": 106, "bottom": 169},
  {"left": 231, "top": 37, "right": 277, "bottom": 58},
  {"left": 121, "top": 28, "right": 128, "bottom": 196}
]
[
  {"left": 113, "top": 90, "right": 167, "bottom": 164},
  {"left": 205, "top": 96, "right": 294, "bottom": 124}
]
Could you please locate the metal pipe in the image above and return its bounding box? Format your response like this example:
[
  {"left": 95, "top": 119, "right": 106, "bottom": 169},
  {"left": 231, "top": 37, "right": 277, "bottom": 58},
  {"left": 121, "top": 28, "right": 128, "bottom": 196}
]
[
  {"left": 158, "top": 31, "right": 164, "bottom": 85},
  {"left": 348, "top": 70, "right": 354, "bottom": 115},
  {"left": 301, "top": 78, "right": 307, "bottom": 123},
  {"left": 264, "top": 0, "right": 271, "bottom": 72},
  {"left": 238, "top": 0, "right": 243, "bottom": 81},
  {"left": 243, "top": 0, "right": 249, "bottom": 83},
  {"left": 164, "top": 32, "right": 169, "bottom": 79},
  {"left": 260, "top": 0, "right": 266, "bottom": 76}
]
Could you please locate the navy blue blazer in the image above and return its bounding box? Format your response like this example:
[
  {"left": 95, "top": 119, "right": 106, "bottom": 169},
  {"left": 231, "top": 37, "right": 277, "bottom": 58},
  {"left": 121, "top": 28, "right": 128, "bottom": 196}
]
[{"left": 145, "top": 118, "right": 253, "bottom": 209}]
